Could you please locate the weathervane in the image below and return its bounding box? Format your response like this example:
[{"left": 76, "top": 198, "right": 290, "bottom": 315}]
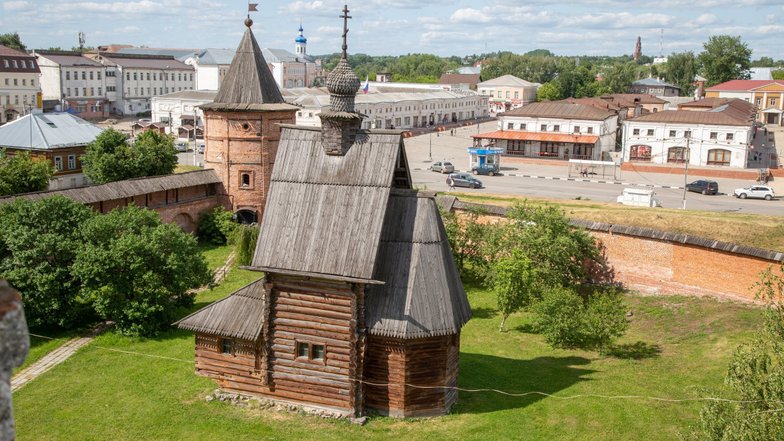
[
  {"left": 340, "top": 4, "right": 351, "bottom": 60},
  {"left": 246, "top": 1, "right": 259, "bottom": 27}
]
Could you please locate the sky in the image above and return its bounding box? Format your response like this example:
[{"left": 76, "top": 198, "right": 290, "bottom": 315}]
[{"left": 2, "top": 0, "right": 784, "bottom": 59}]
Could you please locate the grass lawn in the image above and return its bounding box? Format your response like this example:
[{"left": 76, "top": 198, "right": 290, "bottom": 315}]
[
  {"left": 175, "top": 164, "right": 203, "bottom": 174},
  {"left": 12, "top": 274, "right": 764, "bottom": 440},
  {"left": 451, "top": 192, "right": 784, "bottom": 252}
]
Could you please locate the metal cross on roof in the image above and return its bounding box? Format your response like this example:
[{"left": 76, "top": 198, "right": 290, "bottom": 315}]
[{"left": 340, "top": 4, "right": 351, "bottom": 60}]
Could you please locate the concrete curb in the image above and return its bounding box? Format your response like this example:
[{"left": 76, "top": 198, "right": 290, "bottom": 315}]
[{"left": 414, "top": 168, "right": 684, "bottom": 190}]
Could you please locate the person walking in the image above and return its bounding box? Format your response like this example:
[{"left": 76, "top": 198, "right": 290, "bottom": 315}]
[{"left": 447, "top": 175, "right": 455, "bottom": 191}]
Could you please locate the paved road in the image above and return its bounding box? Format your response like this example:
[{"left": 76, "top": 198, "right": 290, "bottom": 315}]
[{"left": 403, "top": 121, "right": 783, "bottom": 216}]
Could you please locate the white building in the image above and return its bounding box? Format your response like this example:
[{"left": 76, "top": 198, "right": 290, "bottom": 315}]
[
  {"left": 88, "top": 52, "right": 194, "bottom": 115},
  {"left": 477, "top": 75, "right": 540, "bottom": 114},
  {"left": 151, "top": 86, "right": 489, "bottom": 134},
  {"left": 622, "top": 98, "right": 755, "bottom": 168},
  {"left": 287, "top": 86, "right": 488, "bottom": 129},
  {"left": 151, "top": 89, "right": 216, "bottom": 138},
  {"left": 0, "top": 45, "right": 41, "bottom": 125},
  {"left": 473, "top": 101, "right": 619, "bottom": 161},
  {"left": 34, "top": 51, "right": 109, "bottom": 119}
]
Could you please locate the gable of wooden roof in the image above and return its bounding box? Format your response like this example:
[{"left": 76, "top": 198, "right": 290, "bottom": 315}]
[
  {"left": 175, "top": 279, "right": 266, "bottom": 340},
  {"left": 365, "top": 191, "right": 471, "bottom": 339},
  {"left": 250, "top": 126, "right": 406, "bottom": 281}
]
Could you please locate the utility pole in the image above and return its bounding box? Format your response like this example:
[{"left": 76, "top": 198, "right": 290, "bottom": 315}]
[
  {"left": 681, "top": 136, "right": 690, "bottom": 210},
  {"left": 428, "top": 132, "right": 432, "bottom": 162}
]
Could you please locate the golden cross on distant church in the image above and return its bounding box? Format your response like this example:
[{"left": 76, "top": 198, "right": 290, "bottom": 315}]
[{"left": 340, "top": 4, "right": 351, "bottom": 59}]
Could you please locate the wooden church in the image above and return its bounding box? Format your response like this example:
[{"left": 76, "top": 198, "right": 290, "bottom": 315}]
[{"left": 177, "top": 7, "right": 472, "bottom": 418}]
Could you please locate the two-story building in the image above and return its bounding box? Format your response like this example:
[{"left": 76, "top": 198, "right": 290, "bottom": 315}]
[
  {"left": 0, "top": 45, "right": 41, "bottom": 125},
  {"left": 34, "top": 51, "right": 108, "bottom": 119},
  {"left": 477, "top": 75, "right": 540, "bottom": 113},
  {"left": 88, "top": 52, "right": 194, "bottom": 115},
  {"left": 0, "top": 112, "right": 103, "bottom": 189},
  {"left": 705, "top": 80, "right": 784, "bottom": 125},
  {"left": 473, "top": 101, "right": 619, "bottom": 161},
  {"left": 622, "top": 98, "right": 755, "bottom": 168}
]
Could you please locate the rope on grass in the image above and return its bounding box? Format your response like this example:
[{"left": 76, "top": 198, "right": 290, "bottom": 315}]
[{"left": 27, "top": 332, "right": 784, "bottom": 408}]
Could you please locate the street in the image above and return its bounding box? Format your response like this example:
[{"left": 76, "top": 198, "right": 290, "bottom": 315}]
[{"left": 402, "top": 121, "right": 784, "bottom": 216}]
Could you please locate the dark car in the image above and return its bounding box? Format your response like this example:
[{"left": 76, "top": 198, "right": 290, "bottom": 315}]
[
  {"left": 471, "top": 163, "right": 499, "bottom": 176},
  {"left": 686, "top": 180, "right": 719, "bottom": 195},
  {"left": 446, "top": 173, "right": 482, "bottom": 189}
]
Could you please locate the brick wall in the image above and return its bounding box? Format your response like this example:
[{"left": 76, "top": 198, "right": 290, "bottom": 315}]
[{"left": 621, "top": 162, "right": 763, "bottom": 180}]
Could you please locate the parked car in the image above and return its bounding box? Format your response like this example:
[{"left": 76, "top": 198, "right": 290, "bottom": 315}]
[
  {"left": 429, "top": 161, "right": 455, "bottom": 173},
  {"left": 197, "top": 142, "right": 206, "bottom": 154},
  {"left": 471, "top": 163, "right": 499, "bottom": 176},
  {"left": 734, "top": 185, "right": 776, "bottom": 200},
  {"left": 175, "top": 141, "right": 188, "bottom": 152},
  {"left": 686, "top": 180, "right": 719, "bottom": 195},
  {"left": 446, "top": 173, "right": 482, "bottom": 189}
]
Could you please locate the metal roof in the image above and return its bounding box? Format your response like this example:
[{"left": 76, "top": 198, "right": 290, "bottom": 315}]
[
  {"left": 478, "top": 74, "right": 540, "bottom": 88},
  {"left": 501, "top": 101, "right": 615, "bottom": 121},
  {"left": 175, "top": 279, "right": 266, "bottom": 340},
  {"left": 194, "top": 48, "right": 235, "bottom": 65},
  {"left": 632, "top": 78, "right": 680, "bottom": 88},
  {"left": 0, "top": 113, "right": 103, "bottom": 150},
  {"left": 631, "top": 98, "right": 754, "bottom": 126},
  {"left": 473, "top": 129, "right": 600, "bottom": 144},
  {"left": 98, "top": 53, "right": 192, "bottom": 70},
  {"left": 705, "top": 80, "right": 784, "bottom": 92},
  {"left": 365, "top": 191, "right": 472, "bottom": 339},
  {"left": 116, "top": 47, "right": 199, "bottom": 59},
  {"left": 35, "top": 51, "right": 102, "bottom": 67}
]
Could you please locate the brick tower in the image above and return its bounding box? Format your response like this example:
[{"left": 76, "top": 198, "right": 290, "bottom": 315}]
[{"left": 201, "top": 16, "right": 298, "bottom": 223}]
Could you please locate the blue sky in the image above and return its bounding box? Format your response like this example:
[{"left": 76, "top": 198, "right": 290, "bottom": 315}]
[{"left": 2, "top": 0, "right": 783, "bottom": 58}]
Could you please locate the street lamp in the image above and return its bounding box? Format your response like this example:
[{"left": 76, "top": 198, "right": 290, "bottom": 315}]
[{"left": 681, "top": 136, "right": 691, "bottom": 210}]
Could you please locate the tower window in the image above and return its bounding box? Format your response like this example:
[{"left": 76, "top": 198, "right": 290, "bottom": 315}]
[{"left": 240, "top": 172, "right": 251, "bottom": 188}]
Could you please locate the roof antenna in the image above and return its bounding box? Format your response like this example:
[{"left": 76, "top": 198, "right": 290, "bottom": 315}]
[{"left": 78, "top": 32, "right": 85, "bottom": 53}]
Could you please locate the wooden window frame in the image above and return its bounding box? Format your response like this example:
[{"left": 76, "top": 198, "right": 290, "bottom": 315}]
[
  {"left": 221, "top": 338, "right": 235, "bottom": 356},
  {"left": 295, "top": 341, "right": 326, "bottom": 364}
]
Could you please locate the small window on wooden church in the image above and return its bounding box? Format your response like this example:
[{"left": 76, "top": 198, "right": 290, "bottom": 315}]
[
  {"left": 312, "top": 344, "right": 325, "bottom": 361},
  {"left": 222, "top": 338, "right": 234, "bottom": 355},
  {"left": 297, "top": 342, "right": 309, "bottom": 358}
]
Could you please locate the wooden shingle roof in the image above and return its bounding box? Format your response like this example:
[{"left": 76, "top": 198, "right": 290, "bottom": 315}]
[
  {"left": 201, "top": 25, "right": 292, "bottom": 112},
  {"left": 0, "top": 170, "right": 221, "bottom": 206},
  {"left": 175, "top": 279, "right": 266, "bottom": 340},
  {"left": 365, "top": 191, "right": 472, "bottom": 339},
  {"left": 250, "top": 126, "right": 403, "bottom": 281}
]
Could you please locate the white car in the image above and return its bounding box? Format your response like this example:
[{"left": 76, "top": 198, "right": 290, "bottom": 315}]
[{"left": 734, "top": 185, "right": 776, "bottom": 200}]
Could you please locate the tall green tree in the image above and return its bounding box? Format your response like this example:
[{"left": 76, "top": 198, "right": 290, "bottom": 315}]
[
  {"left": 0, "top": 196, "right": 95, "bottom": 327},
  {"left": 0, "top": 150, "right": 55, "bottom": 195},
  {"left": 665, "top": 52, "right": 698, "bottom": 96},
  {"left": 0, "top": 32, "right": 26, "bottom": 52},
  {"left": 698, "top": 35, "right": 752, "bottom": 86},
  {"left": 537, "top": 81, "right": 562, "bottom": 101},
  {"left": 73, "top": 205, "right": 212, "bottom": 336},
  {"left": 601, "top": 62, "right": 639, "bottom": 94},
  {"left": 82, "top": 128, "right": 177, "bottom": 184}
]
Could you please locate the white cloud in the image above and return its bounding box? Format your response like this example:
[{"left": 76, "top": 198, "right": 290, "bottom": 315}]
[{"left": 2, "top": 0, "right": 30, "bottom": 11}]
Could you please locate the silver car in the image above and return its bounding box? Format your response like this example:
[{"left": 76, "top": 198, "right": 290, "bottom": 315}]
[
  {"left": 430, "top": 161, "right": 455, "bottom": 173},
  {"left": 734, "top": 185, "right": 775, "bottom": 200}
]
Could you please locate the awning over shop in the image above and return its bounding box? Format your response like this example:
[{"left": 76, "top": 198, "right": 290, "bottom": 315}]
[
  {"left": 761, "top": 107, "right": 783, "bottom": 114},
  {"left": 472, "top": 130, "right": 600, "bottom": 144}
]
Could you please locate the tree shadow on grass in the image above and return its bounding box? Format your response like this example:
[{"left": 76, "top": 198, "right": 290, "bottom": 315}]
[
  {"left": 454, "top": 352, "right": 594, "bottom": 414},
  {"left": 471, "top": 307, "right": 497, "bottom": 319},
  {"left": 604, "top": 341, "right": 662, "bottom": 360}
]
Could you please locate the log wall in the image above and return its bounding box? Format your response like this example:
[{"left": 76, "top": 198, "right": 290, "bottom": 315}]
[{"left": 364, "top": 334, "right": 460, "bottom": 417}]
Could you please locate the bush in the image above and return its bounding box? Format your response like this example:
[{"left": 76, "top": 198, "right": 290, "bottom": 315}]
[
  {"left": 0, "top": 149, "right": 55, "bottom": 196},
  {"left": 234, "top": 224, "right": 260, "bottom": 266},
  {"left": 0, "top": 196, "right": 95, "bottom": 327},
  {"left": 198, "top": 206, "right": 238, "bottom": 244},
  {"left": 73, "top": 205, "right": 212, "bottom": 336},
  {"left": 533, "top": 286, "right": 628, "bottom": 352}
]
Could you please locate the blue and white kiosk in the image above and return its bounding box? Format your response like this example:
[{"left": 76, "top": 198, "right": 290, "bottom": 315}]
[{"left": 468, "top": 147, "right": 503, "bottom": 175}]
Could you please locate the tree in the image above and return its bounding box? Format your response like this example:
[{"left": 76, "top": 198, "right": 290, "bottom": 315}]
[
  {"left": 0, "top": 33, "right": 26, "bottom": 52},
  {"left": 0, "top": 150, "right": 55, "bottom": 195},
  {"left": 82, "top": 128, "right": 177, "bottom": 184},
  {"left": 698, "top": 35, "right": 752, "bottom": 86},
  {"left": 693, "top": 263, "right": 784, "bottom": 440},
  {"left": 490, "top": 249, "right": 536, "bottom": 331},
  {"left": 537, "top": 81, "right": 562, "bottom": 101},
  {"left": 0, "top": 196, "right": 95, "bottom": 327},
  {"left": 751, "top": 56, "right": 775, "bottom": 68},
  {"left": 533, "top": 286, "right": 628, "bottom": 352},
  {"left": 665, "top": 52, "right": 698, "bottom": 96},
  {"left": 601, "top": 62, "right": 639, "bottom": 94},
  {"left": 73, "top": 205, "right": 212, "bottom": 336},
  {"left": 197, "top": 206, "right": 238, "bottom": 245}
]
